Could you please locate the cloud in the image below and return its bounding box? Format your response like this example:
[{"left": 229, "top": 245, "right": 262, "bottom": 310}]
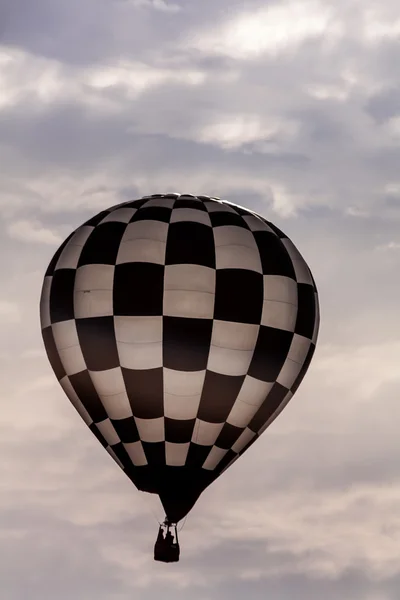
[
  {"left": 0, "top": 47, "right": 206, "bottom": 114},
  {"left": 1, "top": 0, "right": 400, "bottom": 597},
  {"left": 126, "top": 0, "right": 181, "bottom": 11},
  {"left": 187, "top": 0, "right": 343, "bottom": 60},
  {"left": 7, "top": 219, "right": 63, "bottom": 244},
  {"left": 363, "top": 7, "right": 400, "bottom": 41},
  {"left": 376, "top": 241, "right": 400, "bottom": 250},
  {"left": 0, "top": 301, "right": 21, "bottom": 323}
]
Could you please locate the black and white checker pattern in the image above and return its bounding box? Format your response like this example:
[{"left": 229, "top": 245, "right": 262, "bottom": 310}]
[{"left": 40, "top": 193, "right": 319, "bottom": 514}]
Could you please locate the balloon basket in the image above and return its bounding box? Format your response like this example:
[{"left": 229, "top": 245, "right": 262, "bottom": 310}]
[{"left": 154, "top": 520, "right": 180, "bottom": 563}]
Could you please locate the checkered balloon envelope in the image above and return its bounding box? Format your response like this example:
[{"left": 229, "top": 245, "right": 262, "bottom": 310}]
[{"left": 40, "top": 193, "right": 319, "bottom": 559}]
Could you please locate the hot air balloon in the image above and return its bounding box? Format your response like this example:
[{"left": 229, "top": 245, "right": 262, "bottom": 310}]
[{"left": 40, "top": 193, "right": 319, "bottom": 563}]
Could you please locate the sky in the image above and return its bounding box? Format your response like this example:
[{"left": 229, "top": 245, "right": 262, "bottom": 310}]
[{"left": 1, "top": 0, "right": 400, "bottom": 597}]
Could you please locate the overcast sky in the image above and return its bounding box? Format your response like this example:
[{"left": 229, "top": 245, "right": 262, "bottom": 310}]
[{"left": 1, "top": 0, "right": 400, "bottom": 598}]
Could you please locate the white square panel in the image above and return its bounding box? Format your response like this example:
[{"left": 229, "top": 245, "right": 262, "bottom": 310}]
[
  {"left": 124, "top": 441, "right": 148, "bottom": 466},
  {"left": 74, "top": 290, "right": 113, "bottom": 319},
  {"left": 40, "top": 276, "right": 52, "bottom": 328},
  {"left": 276, "top": 358, "right": 303, "bottom": 389},
  {"left": 58, "top": 345, "right": 87, "bottom": 376},
  {"left": 107, "top": 201, "right": 131, "bottom": 210},
  {"left": 122, "top": 220, "right": 168, "bottom": 242},
  {"left": 211, "top": 320, "right": 259, "bottom": 351},
  {"left": 281, "top": 238, "right": 314, "bottom": 285},
  {"left": 96, "top": 418, "right": 120, "bottom": 446},
  {"left": 214, "top": 226, "right": 257, "bottom": 249},
  {"left": 215, "top": 245, "right": 262, "bottom": 272},
  {"left": 143, "top": 197, "right": 175, "bottom": 208},
  {"left": 59, "top": 375, "right": 92, "bottom": 425},
  {"left": 99, "top": 208, "right": 137, "bottom": 223},
  {"left": 56, "top": 243, "right": 84, "bottom": 270},
  {"left": 235, "top": 376, "right": 274, "bottom": 407},
  {"left": 70, "top": 225, "right": 95, "bottom": 247},
  {"left": 226, "top": 399, "right": 259, "bottom": 429},
  {"left": 163, "top": 368, "right": 205, "bottom": 396},
  {"left": 89, "top": 366, "right": 126, "bottom": 397},
  {"left": 287, "top": 334, "right": 311, "bottom": 364},
  {"left": 206, "top": 201, "right": 237, "bottom": 213},
  {"left": 89, "top": 368, "right": 133, "bottom": 420},
  {"left": 116, "top": 238, "right": 166, "bottom": 265},
  {"left": 312, "top": 294, "right": 320, "bottom": 344},
  {"left": 55, "top": 226, "right": 93, "bottom": 270},
  {"left": 75, "top": 264, "right": 114, "bottom": 292},
  {"left": 99, "top": 391, "right": 132, "bottom": 420},
  {"left": 242, "top": 215, "right": 275, "bottom": 233},
  {"left": 263, "top": 275, "right": 298, "bottom": 304},
  {"left": 135, "top": 417, "right": 164, "bottom": 443},
  {"left": 261, "top": 299, "right": 297, "bottom": 332},
  {"left": 208, "top": 321, "right": 258, "bottom": 376},
  {"left": 202, "top": 446, "right": 228, "bottom": 470},
  {"left": 164, "top": 264, "right": 215, "bottom": 293},
  {"left": 192, "top": 420, "right": 223, "bottom": 446},
  {"left": 52, "top": 319, "right": 79, "bottom": 351},
  {"left": 170, "top": 208, "right": 211, "bottom": 226},
  {"left": 207, "top": 345, "right": 253, "bottom": 376},
  {"left": 165, "top": 442, "right": 190, "bottom": 466},
  {"left": 114, "top": 316, "right": 162, "bottom": 344},
  {"left": 163, "top": 368, "right": 206, "bottom": 416},
  {"left": 164, "top": 289, "right": 214, "bottom": 319},
  {"left": 163, "top": 393, "right": 202, "bottom": 420},
  {"left": 117, "top": 340, "right": 162, "bottom": 370}
]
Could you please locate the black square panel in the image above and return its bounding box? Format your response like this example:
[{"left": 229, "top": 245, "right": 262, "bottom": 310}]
[
  {"left": 197, "top": 371, "right": 245, "bottom": 423},
  {"left": 290, "top": 343, "right": 316, "bottom": 395},
  {"left": 253, "top": 231, "right": 296, "bottom": 278},
  {"left": 225, "top": 204, "right": 250, "bottom": 216},
  {"left": 45, "top": 231, "right": 75, "bottom": 276},
  {"left": 111, "top": 441, "right": 133, "bottom": 468},
  {"left": 49, "top": 269, "right": 76, "bottom": 323},
  {"left": 69, "top": 369, "right": 108, "bottom": 422},
  {"left": 123, "top": 199, "right": 150, "bottom": 209},
  {"left": 295, "top": 283, "right": 316, "bottom": 339},
  {"left": 78, "top": 222, "right": 127, "bottom": 267},
  {"left": 264, "top": 220, "right": 287, "bottom": 238},
  {"left": 163, "top": 316, "right": 213, "bottom": 371},
  {"left": 76, "top": 316, "right": 119, "bottom": 371},
  {"left": 215, "top": 423, "right": 243, "bottom": 450},
  {"left": 165, "top": 222, "right": 215, "bottom": 268},
  {"left": 214, "top": 448, "right": 237, "bottom": 474},
  {"left": 186, "top": 442, "right": 212, "bottom": 467},
  {"left": 130, "top": 206, "right": 172, "bottom": 223},
  {"left": 42, "top": 326, "right": 66, "bottom": 380},
  {"left": 122, "top": 367, "right": 164, "bottom": 419},
  {"left": 214, "top": 269, "right": 263, "bottom": 324},
  {"left": 165, "top": 417, "right": 196, "bottom": 444},
  {"left": 173, "top": 198, "right": 207, "bottom": 211},
  {"left": 89, "top": 423, "right": 108, "bottom": 447},
  {"left": 113, "top": 263, "right": 164, "bottom": 316},
  {"left": 209, "top": 212, "right": 250, "bottom": 229},
  {"left": 82, "top": 211, "right": 110, "bottom": 227},
  {"left": 249, "top": 382, "right": 289, "bottom": 431},
  {"left": 248, "top": 325, "right": 294, "bottom": 382},
  {"left": 142, "top": 441, "right": 165, "bottom": 466},
  {"left": 111, "top": 416, "right": 140, "bottom": 443}
]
